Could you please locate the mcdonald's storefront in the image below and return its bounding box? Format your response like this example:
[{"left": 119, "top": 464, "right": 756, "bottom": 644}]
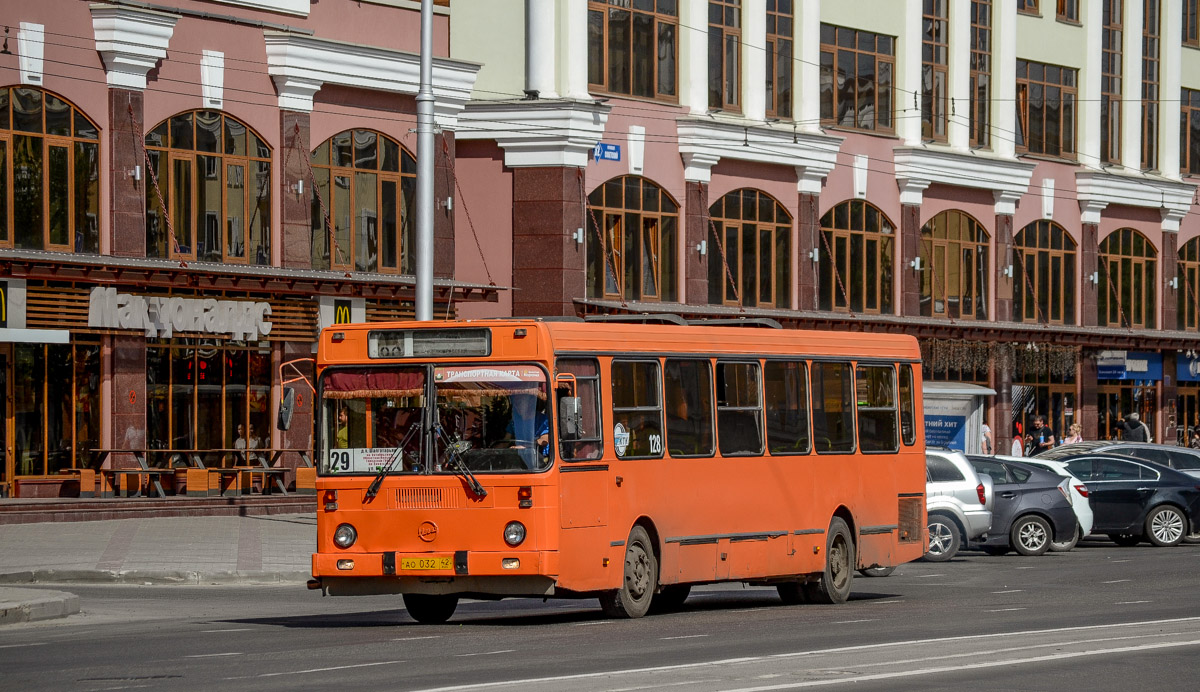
[{"left": 0, "top": 256, "right": 499, "bottom": 498}]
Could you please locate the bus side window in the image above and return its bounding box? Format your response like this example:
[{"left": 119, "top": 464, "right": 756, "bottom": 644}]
[
  {"left": 610, "top": 359, "right": 664, "bottom": 459},
  {"left": 664, "top": 359, "right": 714, "bottom": 457},
  {"left": 899, "top": 364, "right": 916, "bottom": 445},
  {"left": 856, "top": 364, "right": 898, "bottom": 453},
  {"left": 765, "top": 360, "right": 811, "bottom": 455},
  {"left": 556, "top": 358, "right": 603, "bottom": 461},
  {"left": 716, "top": 361, "right": 764, "bottom": 456},
  {"left": 811, "top": 361, "right": 856, "bottom": 453}
]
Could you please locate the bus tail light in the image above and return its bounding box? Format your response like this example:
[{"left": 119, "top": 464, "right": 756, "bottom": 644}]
[
  {"left": 504, "top": 521, "right": 526, "bottom": 547},
  {"left": 518, "top": 486, "right": 533, "bottom": 508},
  {"left": 331, "top": 332, "right": 345, "bottom": 343}
]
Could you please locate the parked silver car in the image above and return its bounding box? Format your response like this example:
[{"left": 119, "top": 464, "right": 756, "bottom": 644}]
[{"left": 925, "top": 449, "right": 994, "bottom": 561}]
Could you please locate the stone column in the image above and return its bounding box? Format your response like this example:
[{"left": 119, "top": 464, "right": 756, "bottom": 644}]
[
  {"left": 994, "top": 348, "right": 1013, "bottom": 444},
  {"left": 1162, "top": 230, "right": 1179, "bottom": 331},
  {"left": 993, "top": 211, "right": 1014, "bottom": 322},
  {"left": 1080, "top": 353, "right": 1099, "bottom": 441},
  {"left": 109, "top": 88, "right": 145, "bottom": 257},
  {"left": 110, "top": 335, "right": 146, "bottom": 470},
  {"left": 280, "top": 111, "right": 312, "bottom": 269},
  {"left": 685, "top": 181, "right": 710, "bottom": 304},
  {"left": 796, "top": 191, "right": 820, "bottom": 310},
  {"left": 1163, "top": 350, "right": 1178, "bottom": 445},
  {"left": 899, "top": 203, "right": 922, "bottom": 316},
  {"left": 526, "top": 0, "right": 559, "bottom": 98},
  {"left": 511, "top": 167, "right": 586, "bottom": 316},
  {"left": 1080, "top": 222, "right": 1099, "bottom": 327},
  {"left": 434, "top": 132, "right": 457, "bottom": 279}
]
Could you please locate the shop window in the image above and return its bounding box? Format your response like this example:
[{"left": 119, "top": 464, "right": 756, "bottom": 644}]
[
  {"left": 1101, "top": 0, "right": 1123, "bottom": 164},
  {"left": 586, "top": 176, "right": 679, "bottom": 302},
  {"left": 145, "top": 111, "right": 271, "bottom": 264},
  {"left": 1184, "top": 88, "right": 1200, "bottom": 175},
  {"left": 1013, "top": 220, "right": 1076, "bottom": 325},
  {"left": 922, "top": 0, "right": 949, "bottom": 142},
  {"left": 147, "top": 339, "right": 271, "bottom": 460},
  {"left": 970, "top": 0, "right": 992, "bottom": 148},
  {"left": 708, "top": 189, "right": 791, "bottom": 308},
  {"left": 1176, "top": 236, "right": 1200, "bottom": 329},
  {"left": 766, "top": 0, "right": 793, "bottom": 119},
  {"left": 819, "top": 200, "right": 895, "bottom": 315},
  {"left": 310, "top": 130, "right": 415, "bottom": 274},
  {"left": 919, "top": 210, "right": 989, "bottom": 320},
  {"left": 1015, "top": 59, "right": 1077, "bottom": 158},
  {"left": 1098, "top": 228, "right": 1157, "bottom": 329},
  {"left": 664, "top": 359, "right": 714, "bottom": 457},
  {"left": 588, "top": 0, "right": 678, "bottom": 101},
  {"left": 764, "top": 360, "right": 811, "bottom": 456},
  {"left": 0, "top": 87, "right": 100, "bottom": 254},
  {"left": 819, "top": 24, "right": 895, "bottom": 133},
  {"left": 1012, "top": 346, "right": 1077, "bottom": 444},
  {"left": 11, "top": 339, "right": 101, "bottom": 476},
  {"left": 709, "top": 0, "right": 742, "bottom": 112},
  {"left": 1143, "top": 0, "right": 1161, "bottom": 171},
  {"left": 610, "top": 359, "right": 663, "bottom": 459},
  {"left": 856, "top": 364, "right": 898, "bottom": 453}
]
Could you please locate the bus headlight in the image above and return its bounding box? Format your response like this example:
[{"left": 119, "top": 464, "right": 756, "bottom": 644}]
[
  {"left": 503, "top": 521, "right": 526, "bottom": 547},
  {"left": 333, "top": 523, "right": 358, "bottom": 549}
]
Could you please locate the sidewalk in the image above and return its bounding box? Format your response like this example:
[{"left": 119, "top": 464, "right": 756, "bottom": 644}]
[{"left": 0, "top": 513, "right": 315, "bottom": 624}]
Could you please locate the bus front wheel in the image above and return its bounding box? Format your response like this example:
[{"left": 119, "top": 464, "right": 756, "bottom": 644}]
[
  {"left": 402, "top": 593, "right": 459, "bottom": 624},
  {"left": 600, "top": 526, "right": 658, "bottom": 618},
  {"left": 801, "top": 517, "right": 855, "bottom": 605}
]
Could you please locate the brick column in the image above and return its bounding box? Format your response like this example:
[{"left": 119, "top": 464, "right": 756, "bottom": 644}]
[
  {"left": 109, "top": 89, "right": 145, "bottom": 257},
  {"left": 280, "top": 111, "right": 312, "bottom": 269},
  {"left": 1163, "top": 350, "right": 1177, "bottom": 445},
  {"left": 1080, "top": 222, "right": 1099, "bottom": 327},
  {"left": 993, "top": 213, "right": 1013, "bottom": 323},
  {"left": 797, "top": 191, "right": 819, "bottom": 310},
  {"left": 434, "top": 132, "right": 457, "bottom": 279},
  {"left": 1162, "top": 230, "right": 1179, "bottom": 332},
  {"left": 994, "top": 349, "right": 1013, "bottom": 450},
  {"left": 685, "top": 181, "right": 709, "bottom": 304},
  {"left": 899, "top": 203, "right": 921, "bottom": 316},
  {"left": 511, "top": 167, "right": 585, "bottom": 316},
  {"left": 110, "top": 335, "right": 146, "bottom": 469},
  {"left": 1080, "top": 353, "right": 1099, "bottom": 441}
]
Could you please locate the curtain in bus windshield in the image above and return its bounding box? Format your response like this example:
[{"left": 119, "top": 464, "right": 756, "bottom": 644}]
[
  {"left": 321, "top": 367, "right": 426, "bottom": 474},
  {"left": 434, "top": 365, "right": 551, "bottom": 473}
]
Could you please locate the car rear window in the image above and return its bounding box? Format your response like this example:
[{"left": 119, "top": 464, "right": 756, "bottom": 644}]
[
  {"left": 971, "top": 459, "right": 1009, "bottom": 485},
  {"left": 1167, "top": 451, "right": 1200, "bottom": 470},
  {"left": 927, "top": 455, "right": 965, "bottom": 482}
]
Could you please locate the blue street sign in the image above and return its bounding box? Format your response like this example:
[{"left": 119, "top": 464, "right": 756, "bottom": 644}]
[{"left": 593, "top": 142, "right": 621, "bottom": 162}]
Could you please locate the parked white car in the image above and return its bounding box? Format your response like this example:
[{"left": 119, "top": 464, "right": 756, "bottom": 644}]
[{"left": 1000, "top": 454, "right": 1095, "bottom": 551}]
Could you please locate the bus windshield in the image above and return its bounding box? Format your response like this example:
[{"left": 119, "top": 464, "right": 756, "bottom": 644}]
[{"left": 320, "top": 364, "right": 551, "bottom": 475}]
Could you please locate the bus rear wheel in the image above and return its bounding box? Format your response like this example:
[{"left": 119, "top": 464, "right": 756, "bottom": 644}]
[
  {"left": 600, "top": 526, "right": 658, "bottom": 618},
  {"left": 802, "top": 517, "right": 855, "bottom": 605},
  {"left": 402, "top": 593, "right": 459, "bottom": 624}
]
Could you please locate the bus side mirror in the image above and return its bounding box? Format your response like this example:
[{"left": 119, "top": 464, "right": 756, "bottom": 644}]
[
  {"left": 278, "top": 387, "right": 296, "bottom": 431},
  {"left": 558, "top": 397, "right": 583, "bottom": 440}
]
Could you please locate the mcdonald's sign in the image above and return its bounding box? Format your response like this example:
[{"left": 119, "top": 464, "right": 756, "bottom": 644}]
[
  {"left": 334, "top": 299, "right": 353, "bottom": 325},
  {"left": 0, "top": 281, "right": 7, "bottom": 328}
]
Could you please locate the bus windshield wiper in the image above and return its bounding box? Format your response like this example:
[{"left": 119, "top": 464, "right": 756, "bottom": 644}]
[
  {"left": 435, "top": 425, "right": 488, "bottom": 499},
  {"left": 364, "top": 420, "right": 423, "bottom": 501}
]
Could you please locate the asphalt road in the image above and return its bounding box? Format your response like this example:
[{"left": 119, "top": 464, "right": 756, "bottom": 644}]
[{"left": 2, "top": 539, "right": 1199, "bottom": 692}]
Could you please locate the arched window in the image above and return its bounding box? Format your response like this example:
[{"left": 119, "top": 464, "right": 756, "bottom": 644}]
[
  {"left": 586, "top": 176, "right": 679, "bottom": 302},
  {"left": 708, "top": 189, "right": 792, "bottom": 308},
  {"left": 1013, "top": 220, "right": 1076, "bottom": 325},
  {"left": 1178, "top": 237, "right": 1200, "bottom": 330},
  {"left": 145, "top": 111, "right": 272, "bottom": 263},
  {"left": 919, "top": 210, "right": 989, "bottom": 319},
  {"left": 818, "top": 200, "right": 895, "bottom": 314},
  {"left": 1099, "top": 228, "right": 1156, "bottom": 328},
  {"left": 0, "top": 87, "right": 100, "bottom": 253},
  {"left": 310, "top": 130, "right": 415, "bottom": 273}
]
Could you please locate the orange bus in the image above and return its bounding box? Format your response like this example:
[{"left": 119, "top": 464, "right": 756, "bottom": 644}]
[{"left": 298, "top": 318, "right": 926, "bottom": 623}]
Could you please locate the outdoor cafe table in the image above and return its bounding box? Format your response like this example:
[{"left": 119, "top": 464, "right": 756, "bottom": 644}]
[{"left": 89, "top": 448, "right": 312, "bottom": 497}]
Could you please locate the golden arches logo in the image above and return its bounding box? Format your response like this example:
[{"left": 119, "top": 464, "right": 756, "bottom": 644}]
[{"left": 334, "top": 301, "right": 352, "bottom": 325}]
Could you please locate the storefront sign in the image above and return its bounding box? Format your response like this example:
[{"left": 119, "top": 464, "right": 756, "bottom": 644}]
[
  {"left": 87, "top": 287, "right": 272, "bottom": 340},
  {"left": 1179, "top": 354, "right": 1200, "bottom": 383},
  {"left": 0, "top": 281, "right": 7, "bottom": 328},
  {"left": 1097, "top": 350, "right": 1162, "bottom": 381}
]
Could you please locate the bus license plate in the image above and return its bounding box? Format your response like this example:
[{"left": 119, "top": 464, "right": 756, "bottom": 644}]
[{"left": 400, "top": 556, "right": 452, "bottom": 571}]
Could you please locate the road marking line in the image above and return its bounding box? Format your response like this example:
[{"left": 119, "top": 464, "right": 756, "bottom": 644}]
[
  {"left": 393, "top": 636, "right": 440, "bottom": 641},
  {"left": 832, "top": 619, "right": 878, "bottom": 624},
  {"left": 225, "top": 660, "right": 405, "bottom": 680},
  {"left": 1117, "top": 601, "right": 1151, "bottom": 605},
  {"left": 985, "top": 608, "right": 1026, "bottom": 613},
  {"left": 729, "top": 608, "right": 769, "bottom": 614},
  {"left": 1112, "top": 559, "right": 1132, "bottom": 563},
  {"left": 572, "top": 620, "right": 613, "bottom": 626},
  {"left": 1015, "top": 566, "right": 1035, "bottom": 570},
  {"left": 400, "top": 617, "right": 1200, "bottom": 692},
  {"left": 915, "top": 574, "right": 944, "bottom": 578},
  {"left": 185, "top": 653, "right": 242, "bottom": 658},
  {"left": 660, "top": 635, "right": 710, "bottom": 641},
  {"left": 201, "top": 628, "right": 253, "bottom": 633},
  {"left": 1103, "top": 579, "right": 1131, "bottom": 584},
  {"left": 991, "top": 590, "right": 1023, "bottom": 594},
  {"left": 456, "top": 650, "right": 516, "bottom": 657},
  {"left": 0, "top": 642, "right": 46, "bottom": 649},
  {"left": 871, "top": 600, "right": 903, "bottom": 605},
  {"left": 848, "top": 632, "right": 1175, "bottom": 670}
]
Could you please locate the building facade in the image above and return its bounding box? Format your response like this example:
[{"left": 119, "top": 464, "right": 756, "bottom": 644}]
[
  {"left": 0, "top": 0, "right": 499, "bottom": 495},
  {"left": 451, "top": 0, "right": 1200, "bottom": 451}
]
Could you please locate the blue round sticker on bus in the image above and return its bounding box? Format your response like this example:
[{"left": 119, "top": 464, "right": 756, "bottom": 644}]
[{"left": 613, "top": 422, "right": 630, "bottom": 457}]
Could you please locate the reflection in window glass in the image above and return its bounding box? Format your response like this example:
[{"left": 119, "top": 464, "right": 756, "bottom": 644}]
[
  {"left": 611, "top": 360, "right": 663, "bottom": 458},
  {"left": 765, "top": 361, "right": 811, "bottom": 455},
  {"left": 856, "top": 365, "right": 898, "bottom": 453},
  {"left": 716, "top": 361, "right": 763, "bottom": 456},
  {"left": 812, "top": 362, "right": 856, "bottom": 453},
  {"left": 557, "top": 358, "right": 604, "bottom": 461},
  {"left": 664, "top": 359, "right": 714, "bottom": 457}
]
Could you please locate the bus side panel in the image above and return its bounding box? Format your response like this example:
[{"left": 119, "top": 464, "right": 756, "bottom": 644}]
[{"left": 556, "top": 525, "right": 619, "bottom": 592}]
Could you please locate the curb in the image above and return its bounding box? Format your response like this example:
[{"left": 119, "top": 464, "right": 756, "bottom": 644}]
[
  {"left": 0, "top": 569, "right": 311, "bottom": 586},
  {"left": 0, "top": 587, "right": 80, "bottom": 625}
]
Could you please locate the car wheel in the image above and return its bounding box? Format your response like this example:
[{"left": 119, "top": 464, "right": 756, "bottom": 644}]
[
  {"left": 1011, "top": 515, "right": 1052, "bottom": 556},
  {"left": 1145, "top": 505, "right": 1186, "bottom": 547},
  {"left": 924, "top": 515, "right": 961, "bottom": 562},
  {"left": 1108, "top": 533, "right": 1142, "bottom": 547},
  {"left": 649, "top": 584, "right": 691, "bottom": 613},
  {"left": 801, "top": 517, "right": 855, "bottom": 604},
  {"left": 599, "top": 526, "right": 658, "bottom": 618},
  {"left": 980, "top": 545, "right": 1010, "bottom": 556},
  {"left": 858, "top": 566, "right": 895, "bottom": 578},
  {"left": 1050, "top": 523, "right": 1082, "bottom": 552},
  {"left": 402, "top": 593, "right": 459, "bottom": 624}
]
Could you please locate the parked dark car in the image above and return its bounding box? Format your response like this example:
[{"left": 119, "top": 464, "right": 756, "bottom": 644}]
[
  {"left": 966, "top": 456, "right": 1077, "bottom": 556},
  {"left": 1057, "top": 454, "right": 1200, "bottom": 547},
  {"left": 1041, "top": 441, "right": 1200, "bottom": 479}
]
